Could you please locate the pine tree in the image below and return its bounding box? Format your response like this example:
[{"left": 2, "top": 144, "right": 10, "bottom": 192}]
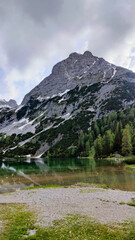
[
  {"left": 78, "top": 132, "right": 85, "bottom": 150},
  {"left": 94, "top": 134, "right": 103, "bottom": 157},
  {"left": 103, "top": 130, "right": 114, "bottom": 156},
  {"left": 119, "top": 109, "right": 124, "bottom": 120},
  {"left": 122, "top": 124, "right": 132, "bottom": 156},
  {"left": 89, "top": 132, "right": 93, "bottom": 147},
  {"left": 94, "top": 122, "right": 100, "bottom": 137},
  {"left": 85, "top": 140, "right": 90, "bottom": 156},
  {"left": 114, "top": 121, "right": 122, "bottom": 152},
  {"left": 71, "top": 147, "right": 76, "bottom": 156},
  {"left": 103, "top": 115, "right": 107, "bottom": 125},
  {"left": 128, "top": 107, "right": 135, "bottom": 121},
  {"left": 108, "top": 111, "right": 117, "bottom": 123},
  {"left": 101, "top": 126, "right": 104, "bottom": 136}
]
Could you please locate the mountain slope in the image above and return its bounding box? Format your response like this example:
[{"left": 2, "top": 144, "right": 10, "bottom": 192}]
[
  {"left": 1, "top": 51, "right": 135, "bottom": 157},
  {"left": 21, "top": 51, "right": 130, "bottom": 105},
  {"left": 0, "top": 99, "right": 18, "bottom": 130}
]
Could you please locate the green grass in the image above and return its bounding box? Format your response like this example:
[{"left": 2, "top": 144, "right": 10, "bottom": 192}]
[
  {"left": 20, "top": 183, "right": 109, "bottom": 191},
  {"left": 15, "top": 215, "right": 135, "bottom": 240},
  {"left": 0, "top": 204, "right": 135, "bottom": 240},
  {"left": 75, "top": 182, "right": 109, "bottom": 189},
  {"left": 0, "top": 203, "right": 35, "bottom": 240},
  {"left": 25, "top": 183, "right": 109, "bottom": 192},
  {"left": 25, "top": 184, "right": 61, "bottom": 190},
  {"left": 119, "top": 201, "right": 126, "bottom": 205},
  {"left": 125, "top": 165, "right": 135, "bottom": 169},
  {"left": 127, "top": 202, "right": 135, "bottom": 207}
]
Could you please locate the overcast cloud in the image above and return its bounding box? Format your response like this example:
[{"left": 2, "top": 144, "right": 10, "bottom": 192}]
[{"left": 0, "top": 0, "right": 135, "bottom": 103}]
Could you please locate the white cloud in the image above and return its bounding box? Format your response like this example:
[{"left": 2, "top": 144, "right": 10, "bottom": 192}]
[{"left": 0, "top": 0, "right": 135, "bottom": 103}]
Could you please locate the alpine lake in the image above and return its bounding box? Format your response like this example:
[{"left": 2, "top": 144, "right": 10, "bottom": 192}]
[{"left": 0, "top": 157, "right": 135, "bottom": 193}]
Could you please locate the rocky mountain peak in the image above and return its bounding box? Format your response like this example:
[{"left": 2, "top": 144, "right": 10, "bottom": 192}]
[
  {"left": 0, "top": 99, "right": 18, "bottom": 109},
  {"left": 69, "top": 52, "right": 81, "bottom": 59},
  {"left": 69, "top": 51, "right": 93, "bottom": 59},
  {"left": 8, "top": 99, "right": 18, "bottom": 108},
  {"left": 22, "top": 50, "right": 133, "bottom": 108},
  {"left": 83, "top": 50, "right": 93, "bottom": 58},
  {"left": 22, "top": 51, "right": 113, "bottom": 105}
]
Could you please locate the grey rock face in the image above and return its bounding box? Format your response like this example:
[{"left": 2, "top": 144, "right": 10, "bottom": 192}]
[
  {"left": 22, "top": 51, "right": 133, "bottom": 106},
  {"left": 0, "top": 99, "right": 18, "bottom": 130},
  {"left": 18, "top": 51, "right": 135, "bottom": 126},
  {"left": 21, "top": 51, "right": 123, "bottom": 104},
  {"left": 8, "top": 99, "right": 18, "bottom": 108},
  {"left": 0, "top": 99, "right": 18, "bottom": 109}
]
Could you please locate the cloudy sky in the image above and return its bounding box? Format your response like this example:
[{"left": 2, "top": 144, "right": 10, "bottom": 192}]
[{"left": 0, "top": 0, "right": 135, "bottom": 104}]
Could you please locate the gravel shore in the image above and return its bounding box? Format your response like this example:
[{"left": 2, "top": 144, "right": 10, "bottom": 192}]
[{"left": 0, "top": 186, "right": 135, "bottom": 226}]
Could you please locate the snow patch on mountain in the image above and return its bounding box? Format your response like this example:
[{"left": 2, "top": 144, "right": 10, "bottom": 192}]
[{"left": 0, "top": 118, "right": 36, "bottom": 136}]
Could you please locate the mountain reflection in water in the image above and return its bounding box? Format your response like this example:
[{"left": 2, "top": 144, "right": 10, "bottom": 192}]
[{"left": 0, "top": 158, "right": 135, "bottom": 193}]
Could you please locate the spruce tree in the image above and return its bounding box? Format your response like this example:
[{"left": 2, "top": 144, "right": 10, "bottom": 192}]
[
  {"left": 103, "top": 115, "right": 107, "bottom": 125},
  {"left": 78, "top": 132, "right": 85, "bottom": 151},
  {"left": 94, "top": 122, "right": 100, "bottom": 137},
  {"left": 94, "top": 134, "right": 103, "bottom": 158},
  {"left": 122, "top": 124, "right": 132, "bottom": 156},
  {"left": 103, "top": 130, "right": 114, "bottom": 156},
  {"left": 89, "top": 132, "right": 93, "bottom": 147},
  {"left": 85, "top": 140, "right": 90, "bottom": 156},
  {"left": 114, "top": 121, "right": 122, "bottom": 152},
  {"left": 101, "top": 126, "right": 104, "bottom": 136}
]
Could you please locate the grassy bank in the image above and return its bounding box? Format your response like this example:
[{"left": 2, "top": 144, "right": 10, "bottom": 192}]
[
  {"left": 0, "top": 203, "right": 35, "bottom": 240},
  {"left": 0, "top": 203, "right": 135, "bottom": 240},
  {"left": 125, "top": 164, "right": 135, "bottom": 169},
  {"left": 25, "top": 183, "right": 109, "bottom": 191}
]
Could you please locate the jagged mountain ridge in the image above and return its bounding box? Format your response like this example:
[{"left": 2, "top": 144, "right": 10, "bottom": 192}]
[
  {"left": 1, "top": 51, "right": 135, "bottom": 157},
  {"left": 22, "top": 51, "right": 129, "bottom": 105},
  {"left": 0, "top": 99, "right": 18, "bottom": 109}
]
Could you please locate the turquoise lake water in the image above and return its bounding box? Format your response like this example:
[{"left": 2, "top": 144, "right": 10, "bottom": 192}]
[{"left": 0, "top": 158, "right": 135, "bottom": 193}]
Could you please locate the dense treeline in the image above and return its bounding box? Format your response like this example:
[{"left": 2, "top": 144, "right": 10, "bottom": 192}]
[
  {"left": 93, "top": 106, "right": 135, "bottom": 157},
  {"left": 47, "top": 106, "right": 135, "bottom": 158},
  {"left": 43, "top": 106, "right": 135, "bottom": 158},
  {"left": 81, "top": 106, "right": 135, "bottom": 158}
]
